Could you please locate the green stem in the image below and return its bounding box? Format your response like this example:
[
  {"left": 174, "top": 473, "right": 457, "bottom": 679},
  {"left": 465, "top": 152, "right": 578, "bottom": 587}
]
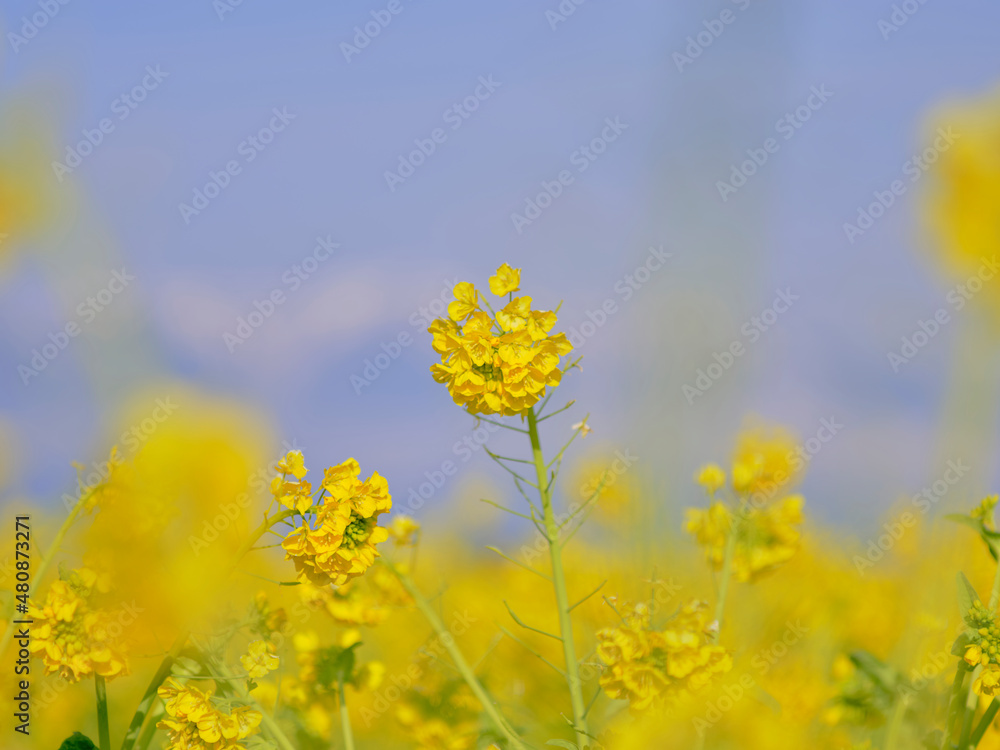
[
  {"left": 120, "top": 632, "right": 189, "bottom": 750},
  {"left": 385, "top": 563, "right": 530, "bottom": 750},
  {"left": 133, "top": 704, "right": 162, "bottom": 750},
  {"left": 526, "top": 406, "right": 589, "bottom": 749},
  {"left": 943, "top": 666, "right": 969, "bottom": 750},
  {"left": 989, "top": 550, "right": 1000, "bottom": 611},
  {"left": 206, "top": 652, "right": 296, "bottom": 750},
  {"left": 96, "top": 674, "right": 111, "bottom": 750},
  {"left": 338, "top": 679, "right": 357, "bottom": 750},
  {"left": 713, "top": 503, "right": 742, "bottom": 640},
  {"left": 959, "top": 666, "right": 982, "bottom": 749},
  {"left": 971, "top": 697, "right": 1000, "bottom": 746},
  {"left": 886, "top": 695, "right": 907, "bottom": 750}
]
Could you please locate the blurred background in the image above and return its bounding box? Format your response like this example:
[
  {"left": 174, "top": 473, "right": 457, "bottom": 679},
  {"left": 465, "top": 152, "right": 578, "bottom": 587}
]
[{"left": 3, "top": 0, "right": 1000, "bottom": 536}]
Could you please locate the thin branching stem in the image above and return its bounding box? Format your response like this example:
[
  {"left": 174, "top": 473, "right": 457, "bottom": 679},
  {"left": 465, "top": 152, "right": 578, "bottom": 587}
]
[
  {"left": 487, "top": 547, "right": 553, "bottom": 581},
  {"left": 568, "top": 580, "right": 607, "bottom": 612},
  {"left": 497, "top": 624, "right": 566, "bottom": 678},
  {"left": 504, "top": 600, "right": 563, "bottom": 641}
]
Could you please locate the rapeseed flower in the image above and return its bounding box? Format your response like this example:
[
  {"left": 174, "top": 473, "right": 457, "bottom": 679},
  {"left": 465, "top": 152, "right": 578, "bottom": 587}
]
[
  {"left": 596, "top": 600, "right": 732, "bottom": 712},
  {"left": 428, "top": 266, "right": 573, "bottom": 415},
  {"left": 27, "top": 568, "right": 130, "bottom": 682},
  {"left": 157, "top": 678, "right": 262, "bottom": 749},
  {"left": 240, "top": 639, "right": 279, "bottom": 678},
  {"left": 396, "top": 677, "right": 483, "bottom": 750},
  {"left": 686, "top": 496, "right": 804, "bottom": 582},
  {"left": 281, "top": 457, "right": 392, "bottom": 585}
]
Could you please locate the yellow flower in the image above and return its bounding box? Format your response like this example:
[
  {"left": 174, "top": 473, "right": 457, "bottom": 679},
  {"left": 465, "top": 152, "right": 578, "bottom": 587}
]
[
  {"left": 447, "top": 281, "right": 479, "bottom": 321},
  {"left": 389, "top": 514, "right": 421, "bottom": 545},
  {"left": 275, "top": 449, "right": 308, "bottom": 480},
  {"left": 281, "top": 457, "right": 392, "bottom": 585},
  {"left": 731, "top": 423, "right": 800, "bottom": 497},
  {"left": 157, "top": 678, "right": 262, "bottom": 749},
  {"left": 922, "top": 88, "right": 1000, "bottom": 319},
  {"left": 429, "top": 271, "right": 572, "bottom": 416},
  {"left": 396, "top": 677, "right": 483, "bottom": 750},
  {"left": 975, "top": 665, "right": 1000, "bottom": 697},
  {"left": 27, "top": 570, "right": 130, "bottom": 682},
  {"left": 972, "top": 495, "right": 999, "bottom": 529},
  {"left": 271, "top": 476, "right": 314, "bottom": 513},
  {"left": 596, "top": 600, "right": 732, "bottom": 712},
  {"left": 488, "top": 263, "right": 521, "bottom": 296},
  {"left": 685, "top": 496, "right": 804, "bottom": 582},
  {"left": 696, "top": 463, "right": 726, "bottom": 494},
  {"left": 965, "top": 643, "right": 988, "bottom": 667},
  {"left": 240, "top": 640, "right": 279, "bottom": 678}
]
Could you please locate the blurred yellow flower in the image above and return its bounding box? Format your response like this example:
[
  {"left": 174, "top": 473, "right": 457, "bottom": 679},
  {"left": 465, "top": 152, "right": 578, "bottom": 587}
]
[
  {"left": 389, "top": 514, "right": 421, "bottom": 545},
  {"left": 972, "top": 495, "right": 999, "bottom": 529},
  {"left": 27, "top": 569, "right": 130, "bottom": 682},
  {"left": 923, "top": 88, "right": 1000, "bottom": 309},
  {"left": 685, "top": 496, "right": 804, "bottom": 582},
  {"left": 731, "top": 423, "right": 800, "bottom": 497},
  {"left": 596, "top": 600, "right": 732, "bottom": 712},
  {"left": 975, "top": 665, "right": 1000, "bottom": 697},
  {"left": 240, "top": 639, "right": 279, "bottom": 678},
  {"left": 696, "top": 463, "right": 726, "bottom": 494},
  {"left": 396, "top": 677, "right": 483, "bottom": 750}
]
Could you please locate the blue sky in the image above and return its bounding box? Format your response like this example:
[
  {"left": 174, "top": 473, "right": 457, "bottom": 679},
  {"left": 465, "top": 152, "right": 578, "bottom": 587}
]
[{"left": 3, "top": 0, "right": 1000, "bottom": 533}]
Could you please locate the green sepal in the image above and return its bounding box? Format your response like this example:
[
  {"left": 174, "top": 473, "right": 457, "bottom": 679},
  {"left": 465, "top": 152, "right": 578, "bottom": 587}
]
[
  {"left": 58, "top": 733, "right": 98, "bottom": 750},
  {"left": 951, "top": 629, "right": 977, "bottom": 658},
  {"left": 957, "top": 572, "right": 982, "bottom": 624}
]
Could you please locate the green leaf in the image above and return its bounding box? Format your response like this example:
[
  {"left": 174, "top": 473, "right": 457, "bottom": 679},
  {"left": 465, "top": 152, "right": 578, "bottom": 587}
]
[
  {"left": 546, "top": 741, "right": 579, "bottom": 749},
  {"left": 958, "top": 572, "right": 981, "bottom": 623},
  {"left": 58, "top": 733, "right": 98, "bottom": 750},
  {"left": 751, "top": 685, "right": 782, "bottom": 714},
  {"left": 849, "top": 650, "right": 899, "bottom": 694},
  {"left": 952, "top": 630, "right": 977, "bottom": 657},
  {"left": 171, "top": 656, "right": 202, "bottom": 677}
]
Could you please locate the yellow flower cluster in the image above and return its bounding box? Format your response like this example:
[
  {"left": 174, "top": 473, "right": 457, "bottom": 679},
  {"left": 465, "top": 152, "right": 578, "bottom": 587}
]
[
  {"left": 396, "top": 678, "right": 483, "bottom": 750},
  {"left": 249, "top": 590, "right": 288, "bottom": 640},
  {"left": 298, "top": 564, "right": 411, "bottom": 627},
  {"left": 27, "top": 568, "right": 130, "bottom": 682},
  {"left": 428, "top": 264, "right": 573, "bottom": 416},
  {"left": 971, "top": 495, "right": 999, "bottom": 529},
  {"left": 922, "top": 87, "right": 1000, "bottom": 316},
  {"left": 270, "top": 449, "right": 313, "bottom": 513},
  {"left": 964, "top": 599, "right": 1000, "bottom": 696},
  {"left": 685, "top": 496, "right": 804, "bottom": 582},
  {"left": 729, "top": 424, "right": 801, "bottom": 496},
  {"left": 687, "top": 425, "right": 806, "bottom": 581},
  {"left": 156, "top": 678, "right": 262, "bottom": 749},
  {"left": 281, "top": 457, "right": 392, "bottom": 586},
  {"left": 596, "top": 600, "right": 732, "bottom": 712}
]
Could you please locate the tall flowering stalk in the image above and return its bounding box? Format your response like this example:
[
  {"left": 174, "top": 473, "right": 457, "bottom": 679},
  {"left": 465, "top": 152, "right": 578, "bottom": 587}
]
[
  {"left": 427, "top": 263, "right": 595, "bottom": 747},
  {"left": 685, "top": 425, "right": 806, "bottom": 637}
]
